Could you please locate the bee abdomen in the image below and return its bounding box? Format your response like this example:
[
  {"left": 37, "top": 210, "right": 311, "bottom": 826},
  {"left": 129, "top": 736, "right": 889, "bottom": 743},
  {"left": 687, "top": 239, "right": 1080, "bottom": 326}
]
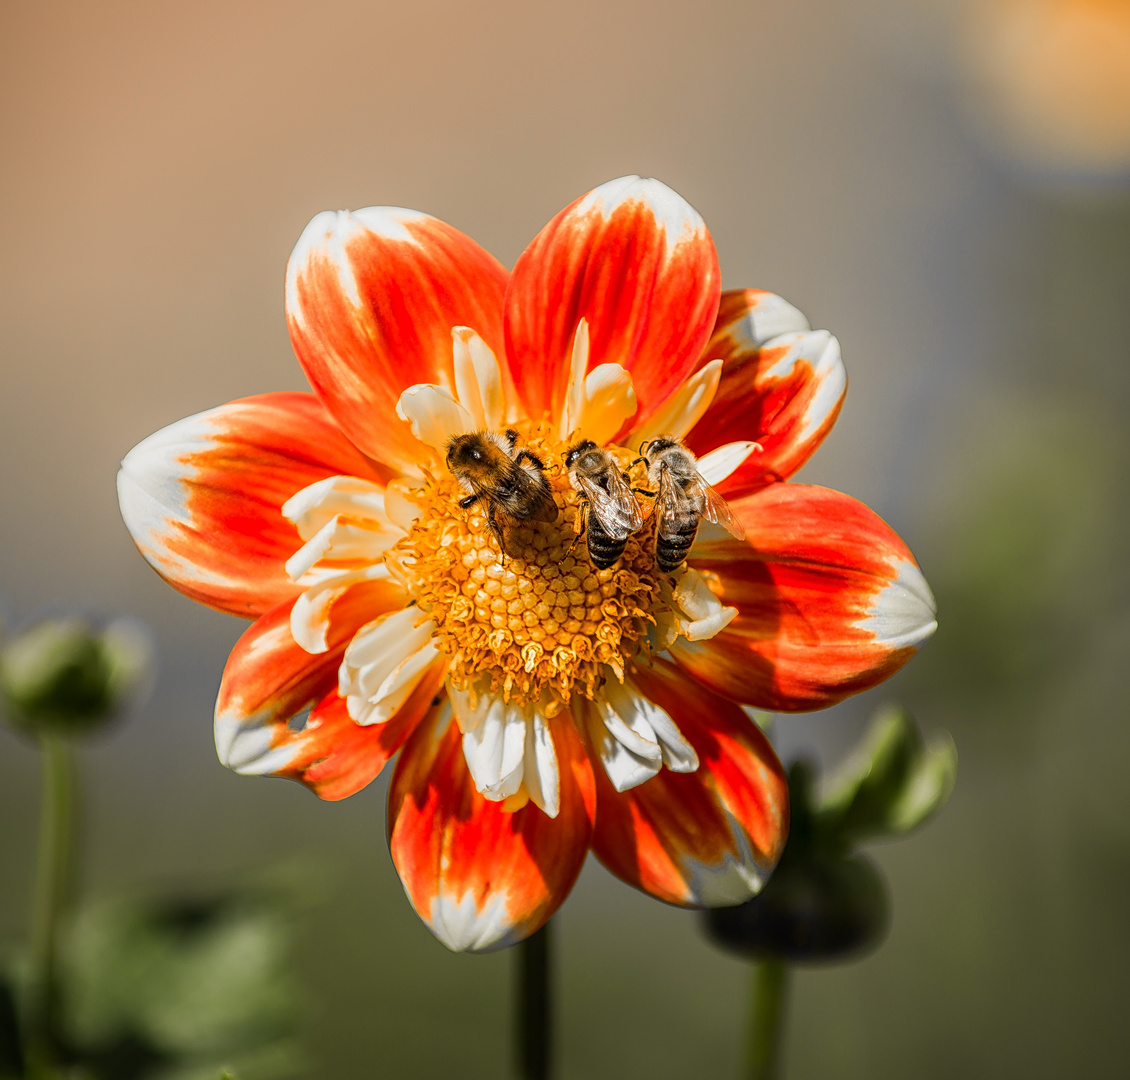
[
  {"left": 586, "top": 518, "right": 628, "bottom": 570},
  {"left": 656, "top": 522, "right": 698, "bottom": 571}
]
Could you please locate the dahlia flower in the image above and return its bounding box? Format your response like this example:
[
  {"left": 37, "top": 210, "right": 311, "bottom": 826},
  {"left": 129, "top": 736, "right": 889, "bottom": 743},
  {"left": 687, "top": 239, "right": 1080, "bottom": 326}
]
[{"left": 117, "top": 176, "right": 936, "bottom": 952}]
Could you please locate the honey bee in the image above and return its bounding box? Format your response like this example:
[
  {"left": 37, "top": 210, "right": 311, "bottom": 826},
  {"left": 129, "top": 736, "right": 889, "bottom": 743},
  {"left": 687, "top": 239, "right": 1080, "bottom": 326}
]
[
  {"left": 638, "top": 436, "right": 745, "bottom": 571},
  {"left": 564, "top": 439, "right": 645, "bottom": 569},
  {"left": 446, "top": 429, "right": 558, "bottom": 554}
]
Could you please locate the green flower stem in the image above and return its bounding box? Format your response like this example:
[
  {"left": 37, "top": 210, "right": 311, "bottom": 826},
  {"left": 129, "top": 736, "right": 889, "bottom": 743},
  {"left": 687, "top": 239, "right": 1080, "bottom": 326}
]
[
  {"left": 746, "top": 959, "right": 789, "bottom": 1080},
  {"left": 26, "top": 733, "right": 77, "bottom": 1077},
  {"left": 516, "top": 922, "right": 552, "bottom": 1080}
]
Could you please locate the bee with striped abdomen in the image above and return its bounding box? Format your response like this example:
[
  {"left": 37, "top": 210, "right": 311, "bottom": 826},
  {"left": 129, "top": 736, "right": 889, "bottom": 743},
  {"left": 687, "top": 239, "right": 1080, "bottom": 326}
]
[
  {"left": 564, "top": 439, "right": 644, "bottom": 569},
  {"left": 638, "top": 436, "right": 744, "bottom": 571}
]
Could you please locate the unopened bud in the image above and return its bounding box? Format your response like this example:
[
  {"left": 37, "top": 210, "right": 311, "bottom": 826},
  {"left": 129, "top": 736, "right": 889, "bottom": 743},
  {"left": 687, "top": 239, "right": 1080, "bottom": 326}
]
[
  {"left": 702, "top": 850, "right": 890, "bottom": 963},
  {"left": 0, "top": 616, "right": 154, "bottom": 736}
]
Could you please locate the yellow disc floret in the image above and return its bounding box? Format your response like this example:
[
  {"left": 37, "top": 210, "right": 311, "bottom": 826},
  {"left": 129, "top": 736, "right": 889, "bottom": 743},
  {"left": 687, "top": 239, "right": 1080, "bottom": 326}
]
[{"left": 389, "top": 422, "right": 659, "bottom": 714}]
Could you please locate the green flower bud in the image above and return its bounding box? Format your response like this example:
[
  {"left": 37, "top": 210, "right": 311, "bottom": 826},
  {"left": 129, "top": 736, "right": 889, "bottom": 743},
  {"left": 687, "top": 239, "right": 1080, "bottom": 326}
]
[
  {"left": 818, "top": 705, "right": 958, "bottom": 844},
  {"left": 0, "top": 617, "right": 154, "bottom": 736},
  {"left": 702, "top": 850, "right": 890, "bottom": 963}
]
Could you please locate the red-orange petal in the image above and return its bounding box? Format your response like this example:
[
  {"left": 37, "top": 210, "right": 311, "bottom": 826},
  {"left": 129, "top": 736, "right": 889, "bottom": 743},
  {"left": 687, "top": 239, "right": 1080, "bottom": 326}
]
[
  {"left": 214, "top": 580, "right": 417, "bottom": 799},
  {"left": 675, "top": 484, "right": 937, "bottom": 711},
  {"left": 117, "top": 392, "right": 385, "bottom": 618},
  {"left": 591, "top": 658, "right": 788, "bottom": 907},
  {"left": 504, "top": 176, "right": 720, "bottom": 431},
  {"left": 286, "top": 207, "right": 509, "bottom": 473},
  {"left": 686, "top": 289, "right": 846, "bottom": 496},
  {"left": 388, "top": 706, "right": 595, "bottom": 952}
]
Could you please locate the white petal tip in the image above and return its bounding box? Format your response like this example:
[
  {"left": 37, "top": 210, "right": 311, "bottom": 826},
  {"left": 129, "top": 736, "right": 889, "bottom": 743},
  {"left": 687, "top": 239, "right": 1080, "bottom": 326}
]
[
  {"left": 427, "top": 893, "right": 523, "bottom": 954},
  {"left": 858, "top": 559, "right": 938, "bottom": 650}
]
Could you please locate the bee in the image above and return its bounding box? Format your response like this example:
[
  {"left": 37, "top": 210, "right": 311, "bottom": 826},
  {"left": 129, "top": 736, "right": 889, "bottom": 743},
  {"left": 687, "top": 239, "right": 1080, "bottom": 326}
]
[
  {"left": 637, "top": 436, "right": 745, "bottom": 571},
  {"left": 564, "top": 439, "right": 645, "bottom": 569},
  {"left": 446, "top": 429, "right": 558, "bottom": 554}
]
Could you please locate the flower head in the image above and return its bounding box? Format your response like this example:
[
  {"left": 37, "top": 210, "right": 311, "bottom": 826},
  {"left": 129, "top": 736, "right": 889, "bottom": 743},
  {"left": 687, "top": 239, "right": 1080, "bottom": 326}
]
[{"left": 117, "top": 177, "right": 936, "bottom": 951}]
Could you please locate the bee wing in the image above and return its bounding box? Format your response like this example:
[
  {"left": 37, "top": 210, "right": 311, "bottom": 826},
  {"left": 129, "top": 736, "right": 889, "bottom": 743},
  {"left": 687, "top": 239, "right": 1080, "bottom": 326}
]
[
  {"left": 688, "top": 473, "right": 746, "bottom": 541},
  {"left": 575, "top": 469, "right": 643, "bottom": 540},
  {"left": 514, "top": 460, "right": 559, "bottom": 522},
  {"left": 655, "top": 466, "right": 692, "bottom": 539}
]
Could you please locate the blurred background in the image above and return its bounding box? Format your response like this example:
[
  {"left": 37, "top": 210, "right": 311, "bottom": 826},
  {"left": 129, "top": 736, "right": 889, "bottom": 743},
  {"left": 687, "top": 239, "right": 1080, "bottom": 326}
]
[{"left": 2, "top": 0, "right": 1128, "bottom": 1075}]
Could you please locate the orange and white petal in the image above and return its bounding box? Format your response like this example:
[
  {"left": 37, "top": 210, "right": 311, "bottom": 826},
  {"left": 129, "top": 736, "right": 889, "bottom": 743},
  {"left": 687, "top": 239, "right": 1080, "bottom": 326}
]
[
  {"left": 214, "top": 580, "right": 413, "bottom": 798},
  {"left": 285, "top": 207, "right": 508, "bottom": 474},
  {"left": 580, "top": 676, "right": 698, "bottom": 793},
  {"left": 686, "top": 290, "right": 846, "bottom": 495},
  {"left": 339, "top": 607, "right": 444, "bottom": 726},
  {"left": 117, "top": 392, "right": 383, "bottom": 619},
  {"left": 260, "top": 670, "right": 443, "bottom": 802},
  {"left": 592, "top": 658, "right": 788, "bottom": 907},
  {"left": 505, "top": 176, "right": 720, "bottom": 430},
  {"left": 674, "top": 484, "right": 937, "bottom": 711},
  {"left": 388, "top": 705, "right": 595, "bottom": 952}
]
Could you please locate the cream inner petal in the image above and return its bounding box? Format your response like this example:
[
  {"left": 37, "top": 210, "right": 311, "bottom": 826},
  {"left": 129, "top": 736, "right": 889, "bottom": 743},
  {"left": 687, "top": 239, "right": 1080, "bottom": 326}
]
[
  {"left": 628, "top": 358, "right": 723, "bottom": 447},
  {"left": 449, "top": 683, "right": 561, "bottom": 818},
  {"left": 557, "top": 319, "right": 638, "bottom": 443},
  {"left": 452, "top": 326, "right": 505, "bottom": 430},
  {"left": 650, "top": 567, "right": 738, "bottom": 651},
  {"left": 283, "top": 475, "right": 406, "bottom": 585},
  {"left": 339, "top": 608, "right": 442, "bottom": 726},
  {"left": 290, "top": 563, "right": 398, "bottom": 654},
  {"left": 283, "top": 475, "right": 390, "bottom": 538},
  {"left": 397, "top": 327, "right": 512, "bottom": 455},
  {"left": 396, "top": 384, "right": 475, "bottom": 451},
  {"left": 587, "top": 675, "right": 699, "bottom": 793},
  {"left": 696, "top": 441, "right": 761, "bottom": 486}
]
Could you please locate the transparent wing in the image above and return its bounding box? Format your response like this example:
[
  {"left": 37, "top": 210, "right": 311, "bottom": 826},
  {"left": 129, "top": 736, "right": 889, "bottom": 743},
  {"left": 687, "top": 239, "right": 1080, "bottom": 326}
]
[
  {"left": 656, "top": 467, "right": 693, "bottom": 542},
  {"left": 687, "top": 473, "right": 746, "bottom": 540},
  {"left": 575, "top": 469, "right": 643, "bottom": 540}
]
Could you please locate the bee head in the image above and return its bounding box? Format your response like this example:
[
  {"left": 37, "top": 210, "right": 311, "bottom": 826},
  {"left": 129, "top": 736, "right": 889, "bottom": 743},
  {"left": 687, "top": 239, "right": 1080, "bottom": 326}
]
[
  {"left": 564, "top": 439, "right": 597, "bottom": 469},
  {"left": 643, "top": 436, "right": 680, "bottom": 459},
  {"left": 446, "top": 433, "right": 488, "bottom": 472}
]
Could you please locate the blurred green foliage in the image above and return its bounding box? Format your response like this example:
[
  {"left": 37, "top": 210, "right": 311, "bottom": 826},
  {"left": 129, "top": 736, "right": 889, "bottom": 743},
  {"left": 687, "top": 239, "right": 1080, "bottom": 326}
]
[{"left": 0, "top": 880, "right": 303, "bottom": 1080}]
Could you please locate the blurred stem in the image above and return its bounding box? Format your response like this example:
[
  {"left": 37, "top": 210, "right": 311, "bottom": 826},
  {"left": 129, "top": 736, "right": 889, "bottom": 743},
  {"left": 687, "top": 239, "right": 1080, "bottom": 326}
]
[
  {"left": 516, "top": 922, "right": 552, "bottom": 1080},
  {"left": 746, "top": 959, "right": 788, "bottom": 1080},
  {"left": 26, "top": 733, "right": 78, "bottom": 1077}
]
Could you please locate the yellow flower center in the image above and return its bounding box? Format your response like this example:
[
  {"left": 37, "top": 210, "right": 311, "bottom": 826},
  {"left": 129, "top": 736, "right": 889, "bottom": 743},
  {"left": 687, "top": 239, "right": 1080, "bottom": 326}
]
[{"left": 390, "top": 421, "right": 660, "bottom": 714}]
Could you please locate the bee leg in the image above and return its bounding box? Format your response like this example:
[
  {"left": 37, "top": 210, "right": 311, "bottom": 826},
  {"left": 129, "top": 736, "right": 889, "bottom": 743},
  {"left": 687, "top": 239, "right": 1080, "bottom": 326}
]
[
  {"left": 513, "top": 448, "right": 547, "bottom": 471},
  {"left": 459, "top": 492, "right": 481, "bottom": 510},
  {"left": 486, "top": 503, "right": 509, "bottom": 560},
  {"left": 504, "top": 428, "right": 519, "bottom": 450},
  {"left": 632, "top": 488, "right": 656, "bottom": 497},
  {"left": 567, "top": 503, "right": 587, "bottom": 557}
]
